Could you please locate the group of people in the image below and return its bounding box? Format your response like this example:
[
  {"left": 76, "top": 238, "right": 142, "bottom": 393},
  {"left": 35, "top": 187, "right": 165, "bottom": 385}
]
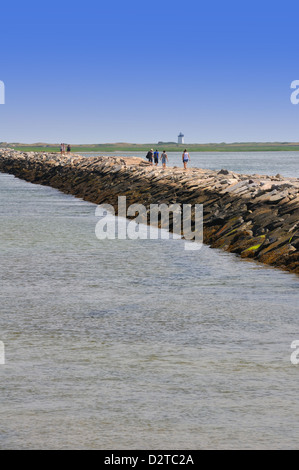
[
  {"left": 145, "top": 149, "right": 169, "bottom": 168},
  {"left": 145, "top": 149, "right": 191, "bottom": 169},
  {"left": 60, "top": 143, "right": 71, "bottom": 155}
]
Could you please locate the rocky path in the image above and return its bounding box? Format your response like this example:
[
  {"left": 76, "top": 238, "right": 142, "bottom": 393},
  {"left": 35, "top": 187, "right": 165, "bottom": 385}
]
[{"left": 0, "top": 149, "right": 298, "bottom": 274}]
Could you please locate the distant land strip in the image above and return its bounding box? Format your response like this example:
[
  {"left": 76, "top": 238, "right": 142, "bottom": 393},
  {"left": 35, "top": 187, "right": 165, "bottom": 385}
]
[{"left": 2, "top": 142, "right": 299, "bottom": 153}]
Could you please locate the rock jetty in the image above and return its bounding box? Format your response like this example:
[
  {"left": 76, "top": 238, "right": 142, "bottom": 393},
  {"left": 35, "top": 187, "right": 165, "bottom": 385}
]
[{"left": 0, "top": 148, "right": 298, "bottom": 274}]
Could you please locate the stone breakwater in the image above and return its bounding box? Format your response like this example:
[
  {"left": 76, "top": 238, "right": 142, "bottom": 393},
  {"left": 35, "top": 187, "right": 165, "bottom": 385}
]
[{"left": 0, "top": 149, "right": 299, "bottom": 274}]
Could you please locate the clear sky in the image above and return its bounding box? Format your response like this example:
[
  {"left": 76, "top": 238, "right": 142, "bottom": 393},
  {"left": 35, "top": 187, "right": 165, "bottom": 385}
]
[{"left": 1, "top": 0, "right": 299, "bottom": 144}]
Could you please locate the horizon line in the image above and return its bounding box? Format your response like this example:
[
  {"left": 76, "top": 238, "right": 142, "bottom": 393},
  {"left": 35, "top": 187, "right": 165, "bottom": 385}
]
[{"left": 2, "top": 141, "right": 299, "bottom": 146}]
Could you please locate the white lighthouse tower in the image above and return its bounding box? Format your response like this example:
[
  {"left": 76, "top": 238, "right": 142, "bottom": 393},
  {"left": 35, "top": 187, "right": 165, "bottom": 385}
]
[{"left": 178, "top": 132, "right": 184, "bottom": 144}]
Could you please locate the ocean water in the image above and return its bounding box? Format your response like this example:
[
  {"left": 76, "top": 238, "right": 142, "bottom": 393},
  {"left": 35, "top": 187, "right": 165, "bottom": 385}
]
[
  {"left": 0, "top": 152, "right": 299, "bottom": 449},
  {"left": 81, "top": 150, "right": 299, "bottom": 178}
]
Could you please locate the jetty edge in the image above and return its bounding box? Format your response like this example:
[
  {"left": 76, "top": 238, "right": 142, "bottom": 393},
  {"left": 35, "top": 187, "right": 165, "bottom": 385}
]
[{"left": 0, "top": 148, "right": 298, "bottom": 274}]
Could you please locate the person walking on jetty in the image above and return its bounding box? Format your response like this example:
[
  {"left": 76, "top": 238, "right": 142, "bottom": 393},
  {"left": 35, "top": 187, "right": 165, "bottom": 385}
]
[
  {"left": 160, "top": 150, "right": 168, "bottom": 169},
  {"left": 154, "top": 149, "right": 159, "bottom": 166},
  {"left": 145, "top": 149, "right": 154, "bottom": 165},
  {"left": 67, "top": 144, "right": 71, "bottom": 154},
  {"left": 182, "top": 149, "right": 190, "bottom": 169},
  {"left": 60, "top": 143, "right": 66, "bottom": 155}
]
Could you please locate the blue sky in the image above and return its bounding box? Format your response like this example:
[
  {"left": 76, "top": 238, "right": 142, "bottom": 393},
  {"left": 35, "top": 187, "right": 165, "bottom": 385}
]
[{"left": 1, "top": 0, "right": 299, "bottom": 144}]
